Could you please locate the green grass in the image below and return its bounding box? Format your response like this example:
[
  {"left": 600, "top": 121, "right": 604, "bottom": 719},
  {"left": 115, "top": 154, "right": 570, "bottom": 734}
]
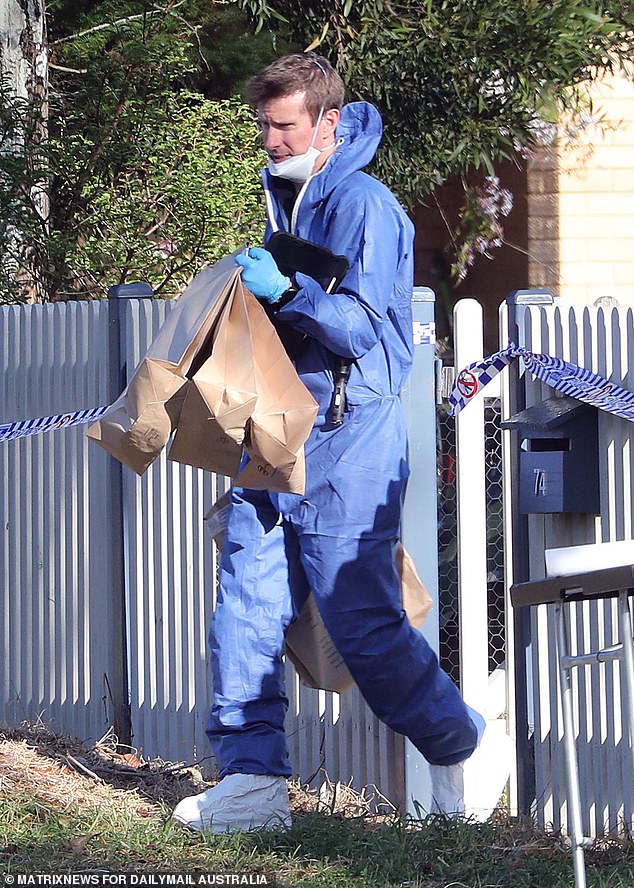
[{"left": 1, "top": 788, "right": 633, "bottom": 888}]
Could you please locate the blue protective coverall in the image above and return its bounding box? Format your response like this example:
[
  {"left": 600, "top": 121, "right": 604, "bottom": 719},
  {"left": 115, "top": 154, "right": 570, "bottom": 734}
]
[{"left": 207, "top": 102, "right": 478, "bottom": 778}]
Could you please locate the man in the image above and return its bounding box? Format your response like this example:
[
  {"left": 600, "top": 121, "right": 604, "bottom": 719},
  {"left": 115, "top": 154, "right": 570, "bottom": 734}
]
[{"left": 172, "top": 53, "right": 484, "bottom": 833}]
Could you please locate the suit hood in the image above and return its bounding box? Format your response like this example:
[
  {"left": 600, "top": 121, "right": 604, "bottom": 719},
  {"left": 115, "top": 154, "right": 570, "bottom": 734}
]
[{"left": 262, "top": 102, "right": 383, "bottom": 230}]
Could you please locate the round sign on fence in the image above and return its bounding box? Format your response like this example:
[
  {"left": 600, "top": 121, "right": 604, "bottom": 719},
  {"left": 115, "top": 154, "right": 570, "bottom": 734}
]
[{"left": 456, "top": 369, "right": 478, "bottom": 400}]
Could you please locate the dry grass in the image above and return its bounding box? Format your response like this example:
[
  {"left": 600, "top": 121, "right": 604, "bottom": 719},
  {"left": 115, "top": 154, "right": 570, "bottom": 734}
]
[
  {"left": 0, "top": 721, "right": 376, "bottom": 822},
  {"left": 0, "top": 735, "right": 160, "bottom": 821},
  {"left": 0, "top": 722, "right": 207, "bottom": 813}
]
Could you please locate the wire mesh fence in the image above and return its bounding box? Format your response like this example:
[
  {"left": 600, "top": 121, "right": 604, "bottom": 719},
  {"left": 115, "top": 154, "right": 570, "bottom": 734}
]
[{"left": 436, "top": 397, "right": 505, "bottom": 686}]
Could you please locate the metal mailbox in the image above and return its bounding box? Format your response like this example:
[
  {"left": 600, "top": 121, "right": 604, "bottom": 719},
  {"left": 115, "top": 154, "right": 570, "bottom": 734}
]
[{"left": 502, "top": 395, "right": 600, "bottom": 514}]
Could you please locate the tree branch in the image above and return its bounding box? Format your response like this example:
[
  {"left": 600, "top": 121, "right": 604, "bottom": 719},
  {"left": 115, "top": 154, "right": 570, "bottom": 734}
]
[
  {"left": 51, "top": 1, "right": 188, "bottom": 46},
  {"left": 432, "top": 191, "right": 458, "bottom": 251},
  {"left": 163, "top": 8, "right": 210, "bottom": 71},
  {"left": 49, "top": 63, "right": 88, "bottom": 74}
]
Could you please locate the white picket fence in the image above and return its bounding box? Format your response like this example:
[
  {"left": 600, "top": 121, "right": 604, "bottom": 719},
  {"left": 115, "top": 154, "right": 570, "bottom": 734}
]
[
  {"left": 449, "top": 300, "right": 512, "bottom": 813},
  {"left": 499, "top": 297, "right": 634, "bottom": 837},
  {"left": 450, "top": 295, "right": 634, "bottom": 835}
]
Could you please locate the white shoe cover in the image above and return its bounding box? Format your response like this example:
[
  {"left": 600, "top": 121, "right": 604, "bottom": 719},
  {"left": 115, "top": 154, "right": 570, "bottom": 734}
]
[
  {"left": 463, "top": 717, "right": 514, "bottom": 821},
  {"left": 429, "top": 705, "right": 485, "bottom": 817},
  {"left": 429, "top": 761, "right": 465, "bottom": 816},
  {"left": 429, "top": 706, "right": 514, "bottom": 820},
  {"left": 171, "top": 774, "right": 292, "bottom": 834}
]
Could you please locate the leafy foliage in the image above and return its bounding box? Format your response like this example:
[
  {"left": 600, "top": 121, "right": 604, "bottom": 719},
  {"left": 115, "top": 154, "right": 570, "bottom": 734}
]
[
  {"left": 0, "top": 80, "right": 49, "bottom": 304},
  {"left": 5, "top": 1, "right": 633, "bottom": 300},
  {"left": 0, "top": 0, "right": 279, "bottom": 301},
  {"left": 50, "top": 93, "right": 266, "bottom": 297},
  {"left": 238, "top": 0, "right": 634, "bottom": 203},
  {"left": 451, "top": 175, "right": 514, "bottom": 281},
  {"left": 48, "top": 0, "right": 293, "bottom": 100}
]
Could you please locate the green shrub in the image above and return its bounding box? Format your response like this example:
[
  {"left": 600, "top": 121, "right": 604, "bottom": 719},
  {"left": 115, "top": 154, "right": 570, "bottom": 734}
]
[{"left": 51, "top": 93, "right": 267, "bottom": 298}]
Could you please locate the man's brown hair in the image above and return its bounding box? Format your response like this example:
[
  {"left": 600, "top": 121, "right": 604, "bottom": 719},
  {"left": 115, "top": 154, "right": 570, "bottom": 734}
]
[{"left": 245, "top": 53, "right": 345, "bottom": 123}]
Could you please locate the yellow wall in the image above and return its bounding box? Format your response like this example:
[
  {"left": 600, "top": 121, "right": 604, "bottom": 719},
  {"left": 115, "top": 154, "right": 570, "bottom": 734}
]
[{"left": 528, "top": 70, "right": 634, "bottom": 305}]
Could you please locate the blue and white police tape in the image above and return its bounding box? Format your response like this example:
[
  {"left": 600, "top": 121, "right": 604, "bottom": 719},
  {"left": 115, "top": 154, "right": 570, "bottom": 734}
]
[
  {"left": 449, "top": 342, "right": 634, "bottom": 423},
  {"left": 0, "top": 405, "right": 110, "bottom": 443}
]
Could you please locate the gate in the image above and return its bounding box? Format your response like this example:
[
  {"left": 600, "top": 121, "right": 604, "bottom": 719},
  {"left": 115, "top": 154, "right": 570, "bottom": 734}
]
[
  {"left": 445, "top": 292, "right": 634, "bottom": 835},
  {"left": 437, "top": 298, "right": 512, "bottom": 813}
]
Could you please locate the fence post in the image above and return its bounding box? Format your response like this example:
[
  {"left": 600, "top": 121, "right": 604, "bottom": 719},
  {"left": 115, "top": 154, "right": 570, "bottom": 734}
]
[
  {"left": 107, "top": 282, "right": 154, "bottom": 745},
  {"left": 454, "top": 299, "right": 488, "bottom": 720},
  {"left": 503, "top": 289, "right": 553, "bottom": 815},
  {"left": 401, "top": 286, "right": 440, "bottom": 814}
]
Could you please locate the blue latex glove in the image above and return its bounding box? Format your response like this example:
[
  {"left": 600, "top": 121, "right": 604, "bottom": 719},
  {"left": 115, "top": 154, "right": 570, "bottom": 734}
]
[{"left": 235, "top": 247, "right": 290, "bottom": 303}]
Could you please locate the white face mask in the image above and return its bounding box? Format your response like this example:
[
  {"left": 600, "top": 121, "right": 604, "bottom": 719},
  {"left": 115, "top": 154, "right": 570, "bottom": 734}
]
[{"left": 267, "top": 107, "right": 335, "bottom": 184}]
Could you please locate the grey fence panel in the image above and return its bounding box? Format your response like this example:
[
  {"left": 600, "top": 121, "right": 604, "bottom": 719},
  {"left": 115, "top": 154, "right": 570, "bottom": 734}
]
[
  {"left": 284, "top": 680, "right": 404, "bottom": 809},
  {"left": 1, "top": 301, "right": 120, "bottom": 743},
  {"left": 121, "top": 299, "right": 217, "bottom": 768},
  {"left": 508, "top": 302, "right": 634, "bottom": 838}
]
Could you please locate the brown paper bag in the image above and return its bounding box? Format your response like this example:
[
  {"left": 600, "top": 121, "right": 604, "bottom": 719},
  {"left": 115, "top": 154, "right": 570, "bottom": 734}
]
[
  {"left": 87, "top": 252, "right": 241, "bottom": 474},
  {"left": 232, "top": 291, "right": 318, "bottom": 494},
  {"left": 398, "top": 543, "right": 434, "bottom": 628},
  {"left": 168, "top": 283, "right": 258, "bottom": 476},
  {"left": 88, "top": 251, "right": 317, "bottom": 491},
  {"left": 285, "top": 542, "right": 433, "bottom": 693},
  {"left": 205, "top": 495, "right": 433, "bottom": 695},
  {"left": 170, "top": 277, "right": 318, "bottom": 494}
]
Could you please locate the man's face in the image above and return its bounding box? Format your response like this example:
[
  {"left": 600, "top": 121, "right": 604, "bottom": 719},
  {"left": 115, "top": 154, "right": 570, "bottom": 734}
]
[{"left": 257, "top": 90, "right": 339, "bottom": 173}]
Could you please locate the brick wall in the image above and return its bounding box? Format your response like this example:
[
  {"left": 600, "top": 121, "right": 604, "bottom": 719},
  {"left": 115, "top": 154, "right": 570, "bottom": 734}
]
[
  {"left": 529, "top": 70, "right": 634, "bottom": 305},
  {"left": 412, "top": 70, "right": 634, "bottom": 350}
]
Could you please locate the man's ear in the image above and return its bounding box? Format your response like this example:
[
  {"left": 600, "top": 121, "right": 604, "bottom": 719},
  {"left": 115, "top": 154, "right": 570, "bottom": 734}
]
[{"left": 320, "top": 107, "right": 341, "bottom": 143}]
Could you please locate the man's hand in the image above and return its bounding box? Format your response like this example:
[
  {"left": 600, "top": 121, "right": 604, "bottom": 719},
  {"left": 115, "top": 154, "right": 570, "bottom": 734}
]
[{"left": 235, "top": 247, "right": 291, "bottom": 303}]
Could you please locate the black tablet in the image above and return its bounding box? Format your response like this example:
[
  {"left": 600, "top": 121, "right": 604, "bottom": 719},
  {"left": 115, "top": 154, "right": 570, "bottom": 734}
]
[{"left": 266, "top": 231, "right": 349, "bottom": 294}]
